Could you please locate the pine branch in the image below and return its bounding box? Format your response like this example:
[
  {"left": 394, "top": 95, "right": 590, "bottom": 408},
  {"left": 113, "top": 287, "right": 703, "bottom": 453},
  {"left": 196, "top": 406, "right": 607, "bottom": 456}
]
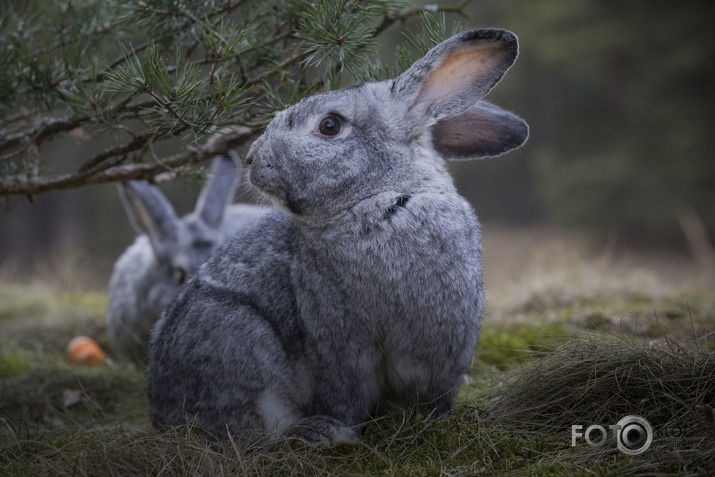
[
  {"left": 0, "top": 0, "right": 462, "bottom": 197},
  {"left": 0, "top": 126, "right": 256, "bottom": 196},
  {"left": 0, "top": 114, "right": 90, "bottom": 160},
  {"left": 374, "top": 0, "right": 470, "bottom": 36}
]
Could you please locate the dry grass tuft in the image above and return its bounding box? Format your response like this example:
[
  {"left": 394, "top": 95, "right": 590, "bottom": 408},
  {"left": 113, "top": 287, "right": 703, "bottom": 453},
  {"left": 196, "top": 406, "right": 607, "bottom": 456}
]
[
  {"left": 1, "top": 407, "right": 558, "bottom": 476},
  {"left": 491, "top": 333, "right": 715, "bottom": 473}
]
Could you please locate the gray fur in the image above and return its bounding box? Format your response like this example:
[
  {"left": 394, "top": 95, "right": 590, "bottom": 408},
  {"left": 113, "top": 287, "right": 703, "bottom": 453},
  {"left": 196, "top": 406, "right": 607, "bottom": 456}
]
[
  {"left": 107, "top": 155, "right": 269, "bottom": 364},
  {"left": 146, "top": 28, "right": 529, "bottom": 443}
]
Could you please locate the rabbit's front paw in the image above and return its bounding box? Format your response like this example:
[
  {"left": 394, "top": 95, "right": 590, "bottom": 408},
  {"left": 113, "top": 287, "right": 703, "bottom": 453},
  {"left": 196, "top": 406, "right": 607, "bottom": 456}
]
[{"left": 283, "top": 415, "right": 360, "bottom": 447}]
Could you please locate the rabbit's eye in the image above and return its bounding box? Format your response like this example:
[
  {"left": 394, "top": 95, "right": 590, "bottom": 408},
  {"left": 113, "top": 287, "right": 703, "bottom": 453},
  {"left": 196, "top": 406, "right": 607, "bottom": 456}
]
[{"left": 318, "top": 116, "right": 341, "bottom": 136}]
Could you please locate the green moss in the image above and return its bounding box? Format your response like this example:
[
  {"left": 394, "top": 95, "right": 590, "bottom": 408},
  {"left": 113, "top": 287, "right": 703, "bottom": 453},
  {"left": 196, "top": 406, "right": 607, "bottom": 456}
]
[
  {"left": 57, "top": 290, "right": 108, "bottom": 317},
  {"left": 0, "top": 284, "right": 54, "bottom": 322},
  {"left": 477, "top": 323, "right": 569, "bottom": 369},
  {"left": 0, "top": 350, "right": 36, "bottom": 378},
  {"left": 0, "top": 361, "right": 146, "bottom": 431}
]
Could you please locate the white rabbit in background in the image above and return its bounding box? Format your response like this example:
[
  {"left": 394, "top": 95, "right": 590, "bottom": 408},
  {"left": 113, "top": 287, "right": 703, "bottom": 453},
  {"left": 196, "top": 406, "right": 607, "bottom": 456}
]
[{"left": 108, "top": 155, "right": 268, "bottom": 363}]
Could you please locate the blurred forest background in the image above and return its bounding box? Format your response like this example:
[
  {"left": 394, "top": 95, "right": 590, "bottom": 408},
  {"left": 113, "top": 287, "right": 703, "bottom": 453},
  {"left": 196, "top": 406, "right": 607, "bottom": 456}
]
[{"left": 1, "top": 0, "right": 714, "bottom": 283}]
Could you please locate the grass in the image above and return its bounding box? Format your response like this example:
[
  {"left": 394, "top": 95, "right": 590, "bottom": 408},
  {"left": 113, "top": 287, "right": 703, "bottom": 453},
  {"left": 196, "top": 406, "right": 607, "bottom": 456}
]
[{"left": 1, "top": 238, "right": 715, "bottom": 476}]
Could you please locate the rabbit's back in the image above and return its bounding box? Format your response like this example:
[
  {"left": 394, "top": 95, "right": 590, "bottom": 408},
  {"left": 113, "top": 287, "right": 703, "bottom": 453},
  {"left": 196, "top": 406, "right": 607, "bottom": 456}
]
[
  {"left": 146, "top": 210, "right": 311, "bottom": 435},
  {"left": 222, "top": 203, "right": 272, "bottom": 238}
]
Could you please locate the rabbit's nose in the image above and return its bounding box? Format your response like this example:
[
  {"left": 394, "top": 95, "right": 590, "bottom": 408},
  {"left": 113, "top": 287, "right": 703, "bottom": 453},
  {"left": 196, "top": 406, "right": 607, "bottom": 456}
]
[
  {"left": 245, "top": 135, "right": 267, "bottom": 165},
  {"left": 245, "top": 146, "right": 259, "bottom": 165}
]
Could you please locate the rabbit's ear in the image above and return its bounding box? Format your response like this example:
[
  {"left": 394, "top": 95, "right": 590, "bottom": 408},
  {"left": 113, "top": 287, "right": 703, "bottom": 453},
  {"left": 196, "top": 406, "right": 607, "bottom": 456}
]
[
  {"left": 393, "top": 29, "right": 519, "bottom": 122},
  {"left": 433, "top": 100, "right": 528, "bottom": 160},
  {"left": 194, "top": 155, "right": 238, "bottom": 230},
  {"left": 120, "top": 181, "right": 180, "bottom": 257}
]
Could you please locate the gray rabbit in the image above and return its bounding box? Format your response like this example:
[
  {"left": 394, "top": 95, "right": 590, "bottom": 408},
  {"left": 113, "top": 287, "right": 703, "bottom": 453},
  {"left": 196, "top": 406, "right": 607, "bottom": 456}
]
[
  {"left": 108, "top": 155, "right": 268, "bottom": 364},
  {"left": 147, "top": 29, "right": 528, "bottom": 444}
]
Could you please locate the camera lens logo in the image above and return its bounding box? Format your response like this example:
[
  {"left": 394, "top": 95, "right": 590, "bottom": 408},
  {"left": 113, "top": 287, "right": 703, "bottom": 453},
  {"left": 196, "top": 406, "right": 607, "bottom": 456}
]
[{"left": 615, "top": 415, "right": 653, "bottom": 455}]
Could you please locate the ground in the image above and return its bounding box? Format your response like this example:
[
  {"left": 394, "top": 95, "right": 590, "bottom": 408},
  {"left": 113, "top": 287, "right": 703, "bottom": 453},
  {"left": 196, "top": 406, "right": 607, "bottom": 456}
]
[{"left": 1, "top": 227, "right": 714, "bottom": 476}]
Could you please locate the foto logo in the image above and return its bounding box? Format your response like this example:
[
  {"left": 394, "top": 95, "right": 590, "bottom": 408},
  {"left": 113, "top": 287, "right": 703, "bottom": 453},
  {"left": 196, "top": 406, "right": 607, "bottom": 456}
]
[{"left": 571, "top": 415, "right": 653, "bottom": 455}]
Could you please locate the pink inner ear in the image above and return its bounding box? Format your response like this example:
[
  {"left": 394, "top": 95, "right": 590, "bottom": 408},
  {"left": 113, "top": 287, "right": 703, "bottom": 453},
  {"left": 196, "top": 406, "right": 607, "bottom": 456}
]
[{"left": 415, "top": 45, "right": 501, "bottom": 107}]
